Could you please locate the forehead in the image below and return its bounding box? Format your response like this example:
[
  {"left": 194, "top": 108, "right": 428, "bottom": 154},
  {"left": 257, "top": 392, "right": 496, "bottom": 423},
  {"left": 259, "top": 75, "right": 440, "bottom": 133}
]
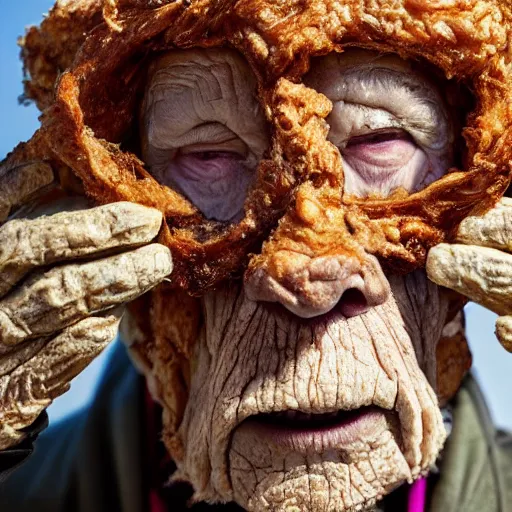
[
  {"left": 310, "top": 49, "right": 414, "bottom": 70},
  {"left": 143, "top": 48, "right": 258, "bottom": 112},
  {"left": 144, "top": 46, "right": 439, "bottom": 120},
  {"left": 148, "top": 47, "right": 415, "bottom": 79},
  {"left": 147, "top": 47, "right": 251, "bottom": 75}
]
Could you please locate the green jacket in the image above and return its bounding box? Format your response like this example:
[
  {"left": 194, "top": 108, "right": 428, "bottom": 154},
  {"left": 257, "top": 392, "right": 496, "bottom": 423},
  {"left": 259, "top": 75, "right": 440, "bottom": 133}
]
[{"left": 1, "top": 342, "right": 511, "bottom": 511}]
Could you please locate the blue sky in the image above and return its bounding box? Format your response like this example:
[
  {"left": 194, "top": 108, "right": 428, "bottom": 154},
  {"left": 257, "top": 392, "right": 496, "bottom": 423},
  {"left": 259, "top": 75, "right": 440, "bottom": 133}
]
[
  {"left": 1, "top": 1, "right": 511, "bottom": 430},
  {"left": 0, "top": 2, "right": 51, "bottom": 160}
]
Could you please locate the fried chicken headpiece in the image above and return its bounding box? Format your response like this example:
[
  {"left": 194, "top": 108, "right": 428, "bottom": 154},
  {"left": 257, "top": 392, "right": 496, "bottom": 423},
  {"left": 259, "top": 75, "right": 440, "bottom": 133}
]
[
  {"left": 15, "top": 0, "right": 512, "bottom": 295},
  {"left": 6, "top": 4, "right": 511, "bottom": 499}
]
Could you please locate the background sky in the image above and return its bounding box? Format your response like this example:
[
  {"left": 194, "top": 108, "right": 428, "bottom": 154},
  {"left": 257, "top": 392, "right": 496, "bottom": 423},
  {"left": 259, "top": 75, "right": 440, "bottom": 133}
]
[{"left": 1, "top": 1, "right": 511, "bottom": 430}]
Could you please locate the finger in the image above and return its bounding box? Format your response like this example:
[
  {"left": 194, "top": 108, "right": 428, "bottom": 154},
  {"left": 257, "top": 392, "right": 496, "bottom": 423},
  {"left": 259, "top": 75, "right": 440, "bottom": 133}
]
[
  {"left": 0, "top": 201, "right": 163, "bottom": 298},
  {"left": 427, "top": 244, "right": 512, "bottom": 317},
  {"left": 0, "top": 338, "right": 47, "bottom": 378},
  {"left": 0, "top": 313, "right": 120, "bottom": 450},
  {"left": 496, "top": 316, "right": 512, "bottom": 353},
  {"left": 456, "top": 197, "right": 512, "bottom": 252},
  {"left": 0, "top": 244, "right": 172, "bottom": 348},
  {"left": 0, "top": 162, "right": 54, "bottom": 223}
]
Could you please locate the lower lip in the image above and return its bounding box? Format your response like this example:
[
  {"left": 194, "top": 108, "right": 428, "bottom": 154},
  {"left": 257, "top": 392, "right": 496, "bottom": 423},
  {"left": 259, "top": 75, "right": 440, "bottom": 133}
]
[{"left": 241, "top": 407, "right": 390, "bottom": 453}]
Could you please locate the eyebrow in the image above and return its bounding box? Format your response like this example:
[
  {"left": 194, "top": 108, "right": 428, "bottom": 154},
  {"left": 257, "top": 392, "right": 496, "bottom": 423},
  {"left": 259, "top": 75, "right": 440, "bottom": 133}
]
[{"left": 318, "top": 65, "right": 438, "bottom": 107}]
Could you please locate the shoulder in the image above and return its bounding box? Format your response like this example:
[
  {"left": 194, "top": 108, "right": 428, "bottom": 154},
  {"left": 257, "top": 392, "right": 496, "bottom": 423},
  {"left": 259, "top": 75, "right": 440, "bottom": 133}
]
[
  {"left": 495, "top": 430, "right": 512, "bottom": 507},
  {"left": 0, "top": 411, "right": 85, "bottom": 511},
  {"left": 431, "top": 374, "right": 512, "bottom": 512},
  {"left": 0, "top": 341, "right": 145, "bottom": 512}
]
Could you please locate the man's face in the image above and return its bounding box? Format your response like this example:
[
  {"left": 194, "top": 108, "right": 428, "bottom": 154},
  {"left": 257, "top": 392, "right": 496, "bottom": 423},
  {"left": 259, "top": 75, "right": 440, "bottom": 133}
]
[
  {"left": 133, "top": 47, "right": 458, "bottom": 511},
  {"left": 141, "top": 48, "right": 454, "bottom": 222}
]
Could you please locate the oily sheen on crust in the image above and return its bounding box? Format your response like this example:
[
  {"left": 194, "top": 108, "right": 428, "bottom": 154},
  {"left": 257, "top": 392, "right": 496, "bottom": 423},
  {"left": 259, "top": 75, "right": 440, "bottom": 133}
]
[{"left": 12, "top": 0, "right": 512, "bottom": 294}]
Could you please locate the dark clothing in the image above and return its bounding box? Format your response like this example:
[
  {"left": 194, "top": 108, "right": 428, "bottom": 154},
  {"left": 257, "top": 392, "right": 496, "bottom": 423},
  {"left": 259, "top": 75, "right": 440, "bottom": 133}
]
[{"left": 1, "top": 341, "right": 512, "bottom": 511}]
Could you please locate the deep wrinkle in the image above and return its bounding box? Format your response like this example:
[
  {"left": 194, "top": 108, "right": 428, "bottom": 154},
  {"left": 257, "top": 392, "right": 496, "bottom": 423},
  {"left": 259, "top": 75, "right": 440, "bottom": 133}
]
[{"left": 142, "top": 48, "right": 455, "bottom": 220}]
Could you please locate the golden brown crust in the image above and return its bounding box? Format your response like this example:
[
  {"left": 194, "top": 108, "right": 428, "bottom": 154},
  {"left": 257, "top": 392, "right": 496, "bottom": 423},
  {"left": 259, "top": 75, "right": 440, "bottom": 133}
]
[
  {"left": 20, "top": 0, "right": 104, "bottom": 111},
  {"left": 436, "top": 323, "right": 472, "bottom": 406},
  {"left": 127, "top": 285, "right": 200, "bottom": 460},
  {"left": 12, "top": 0, "right": 512, "bottom": 295}
]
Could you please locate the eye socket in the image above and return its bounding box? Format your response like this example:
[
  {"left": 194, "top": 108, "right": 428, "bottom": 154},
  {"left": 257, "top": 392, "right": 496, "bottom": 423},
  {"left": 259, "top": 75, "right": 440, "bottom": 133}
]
[
  {"left": 141, "top": 48, "right": 271, "bottom": 222},
  {"left": 304, "top": 50, "right": 457, "bottom": 198},
  {"left": 145, "top": 130, "right": 261, "bottom": 222},
  {"left": 323, "top": 99, "right": 452, "bottom": 198},
  {"left": 342, "top": 129, "right": 418, "bottom": 171},
  {"left": 151, "top": 142, "right": 257, "bottom": 223},
  {"left": 338, "top": 127, "right": 436, "bottom": 197},
  {"left": 172, "top": 140, "right": 250, "bottom": 182},
  {"left": 182, "top": 150, "right": 244, "bottom": 162}
]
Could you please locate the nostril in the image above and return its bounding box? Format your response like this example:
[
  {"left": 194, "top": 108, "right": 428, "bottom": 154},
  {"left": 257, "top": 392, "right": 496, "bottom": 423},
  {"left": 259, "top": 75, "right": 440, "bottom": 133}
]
[{"left": 336, "top": 288, "right": 369, "bottom": 318}]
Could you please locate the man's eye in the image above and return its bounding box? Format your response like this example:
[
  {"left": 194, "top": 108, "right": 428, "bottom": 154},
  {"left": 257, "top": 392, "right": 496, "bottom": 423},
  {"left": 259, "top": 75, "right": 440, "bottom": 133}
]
[
  {"left": 149, "top": 147, "right": 256, "bottom": 222},
  {"left": 345, "top": 128, "right": 412, "bottom": 148},
  {"left": 342, "top": 129, "right": 417, "bottom": 170},
  {"left": 183, "top": 150, "right": 244, "bottom": 162},
  {"left": 338, "top": 127, "right": 442, "bottom": 197},
  {"left": 174, "top": 150, "right": 247, "bottom": 181}
]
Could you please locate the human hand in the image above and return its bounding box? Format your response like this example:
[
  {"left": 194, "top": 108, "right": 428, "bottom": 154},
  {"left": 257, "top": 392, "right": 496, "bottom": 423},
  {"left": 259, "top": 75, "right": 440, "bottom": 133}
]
[
  {"left": 0, "top": 161, "right": 172, "bottom": 450},
  {"left": 427, "top": 197, "right": 512, "bottom": 351}
]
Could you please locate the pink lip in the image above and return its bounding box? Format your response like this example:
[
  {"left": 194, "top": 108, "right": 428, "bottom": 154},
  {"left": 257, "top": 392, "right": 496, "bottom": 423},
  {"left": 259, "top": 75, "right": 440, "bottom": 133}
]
[{"left": 240, "top": 407, "right": 390, "bottom": 453}]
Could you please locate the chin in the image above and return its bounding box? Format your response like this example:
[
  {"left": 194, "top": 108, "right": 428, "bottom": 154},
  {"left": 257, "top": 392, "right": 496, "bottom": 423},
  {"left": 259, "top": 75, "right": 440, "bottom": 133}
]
[{"left": 229, "top": 407, "right": 408, "bottom": 511}]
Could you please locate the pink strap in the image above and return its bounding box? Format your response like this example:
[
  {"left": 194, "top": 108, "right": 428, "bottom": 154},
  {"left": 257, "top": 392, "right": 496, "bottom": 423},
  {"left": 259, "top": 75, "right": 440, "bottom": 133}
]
[
  {"left": 146, "top": 387, "right": 168, "bottom": 512},
  {"left": 408, "top": 477, "right": 427, "bottom": 512}
]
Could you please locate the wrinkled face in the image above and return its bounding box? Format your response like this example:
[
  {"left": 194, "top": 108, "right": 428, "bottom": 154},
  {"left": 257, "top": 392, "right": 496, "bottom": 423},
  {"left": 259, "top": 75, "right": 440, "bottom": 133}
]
[
  {"left": 142, "top": 48, "right": 455, "bottom": 220},
  {"left": 136, "top": 47, "right": 459, "bottom": 511}
]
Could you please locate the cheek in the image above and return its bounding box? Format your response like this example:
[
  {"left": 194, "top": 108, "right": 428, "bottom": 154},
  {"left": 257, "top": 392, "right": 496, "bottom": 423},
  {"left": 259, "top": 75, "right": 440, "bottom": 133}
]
[{"left": 387, "top": 272, "right": 453, "bottom": 388}]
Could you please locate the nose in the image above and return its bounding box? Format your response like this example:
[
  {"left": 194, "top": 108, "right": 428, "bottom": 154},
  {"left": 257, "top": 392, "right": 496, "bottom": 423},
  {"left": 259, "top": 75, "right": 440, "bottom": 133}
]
[{"left": 244, "top": 251, "right": 390, "bottom": 319}]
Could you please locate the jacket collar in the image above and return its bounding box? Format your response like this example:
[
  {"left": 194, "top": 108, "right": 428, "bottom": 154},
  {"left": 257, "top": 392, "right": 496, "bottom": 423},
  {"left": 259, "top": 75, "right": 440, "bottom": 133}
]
[{"left": 430, "top": 375, "right": 508, "bottom": 512}]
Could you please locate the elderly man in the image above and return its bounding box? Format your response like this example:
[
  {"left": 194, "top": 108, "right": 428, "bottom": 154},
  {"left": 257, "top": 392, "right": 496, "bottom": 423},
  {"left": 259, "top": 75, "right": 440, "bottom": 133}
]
[{"left": 0, "top": 1, "right": 512, "bottom": 511}]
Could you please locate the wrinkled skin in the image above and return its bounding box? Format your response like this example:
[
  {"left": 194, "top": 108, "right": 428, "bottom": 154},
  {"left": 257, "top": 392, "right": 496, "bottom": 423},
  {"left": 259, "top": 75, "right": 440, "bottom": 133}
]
[
  {"left": 0, "top": 197, "right": 172, "bottom": 448},
  {"left": 172, "top": 274, "right": 449, "bottom": 510},
  {"left": 134, "top": 48, "right": 502, "bottom": 510},
  {"left": 428, "top": 199, "right": 512, "bottom": 352},
  {"left": 1, "top": 44, "right": 511, "bottom": 512}
]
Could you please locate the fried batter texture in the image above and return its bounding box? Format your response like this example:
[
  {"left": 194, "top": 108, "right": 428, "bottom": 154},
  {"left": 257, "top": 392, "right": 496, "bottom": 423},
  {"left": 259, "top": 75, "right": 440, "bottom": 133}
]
[
  {"left": 4, "top": 2, "right": 511, "bottom": 508},
  {"left": 12, "top": 0, "right": 512, "bottom": 294}
]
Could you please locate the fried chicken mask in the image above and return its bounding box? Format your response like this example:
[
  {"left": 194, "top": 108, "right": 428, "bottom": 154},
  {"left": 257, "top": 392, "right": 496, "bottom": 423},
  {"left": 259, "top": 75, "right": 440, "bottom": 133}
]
[{"left": 14, "top": 0, "right": 512, "bottom": 510}]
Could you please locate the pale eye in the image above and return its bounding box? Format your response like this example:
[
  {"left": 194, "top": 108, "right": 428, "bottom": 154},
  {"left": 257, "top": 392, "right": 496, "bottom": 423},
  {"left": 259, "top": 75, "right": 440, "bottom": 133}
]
[
  {"left": 178, "top": 150, "right": 243, "bottom": 167},
  {"left": 154, "top": 147, "right": 255, "bottom": 222},
  {"left": 343, "top": 129, "right": 416, "bottom": 171},
  {"left": 188, "top": 151, "right": 237, "bottom": 161},
  {"left": 339, "top": 127, "right": 435, "bottom": 197},
  {"left": 304, "top": 50, "right": 456, "bottom": 198},
  {"left": 173, "top": 149, "right": 246, "bottom": 183},
  {"left": 341, "top": 129, "right": 420, "bottom": 187}
]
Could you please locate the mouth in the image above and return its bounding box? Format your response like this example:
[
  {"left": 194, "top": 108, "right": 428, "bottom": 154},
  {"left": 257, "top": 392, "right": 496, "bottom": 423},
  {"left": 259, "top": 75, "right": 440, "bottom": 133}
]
[{"left": 240, "top": 406, "right": 392, "bottom": 453}]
